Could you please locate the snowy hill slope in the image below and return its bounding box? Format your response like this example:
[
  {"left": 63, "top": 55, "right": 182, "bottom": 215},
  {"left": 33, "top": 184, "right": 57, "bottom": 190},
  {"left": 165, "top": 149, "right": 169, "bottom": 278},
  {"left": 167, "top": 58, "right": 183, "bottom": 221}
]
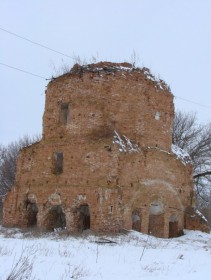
[{"left": 0, "top": 227, "right": 210, "bottom": 280}]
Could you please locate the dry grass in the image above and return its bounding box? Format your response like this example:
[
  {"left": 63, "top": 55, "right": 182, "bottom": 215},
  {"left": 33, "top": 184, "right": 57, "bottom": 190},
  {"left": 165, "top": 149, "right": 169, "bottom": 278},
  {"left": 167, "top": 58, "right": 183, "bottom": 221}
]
[{"left": 6, "top": 254, "right": 34, "bottom": 280}]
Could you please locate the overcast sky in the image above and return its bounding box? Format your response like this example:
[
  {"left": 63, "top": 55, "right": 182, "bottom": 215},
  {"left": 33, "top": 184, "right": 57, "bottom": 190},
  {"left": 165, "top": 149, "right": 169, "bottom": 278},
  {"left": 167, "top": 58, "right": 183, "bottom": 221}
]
[{"left": 1, "top": 0, "right": 211, "bottom": 145}]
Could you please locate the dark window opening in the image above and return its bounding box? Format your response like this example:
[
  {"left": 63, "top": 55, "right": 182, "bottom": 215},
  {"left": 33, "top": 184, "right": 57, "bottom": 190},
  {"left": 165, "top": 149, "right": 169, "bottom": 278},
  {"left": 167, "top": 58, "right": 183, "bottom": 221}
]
[
  {"left": 53, "top": 152, "right": 63, "bottom": 174},
  {"left": 45, "top": 205, "right": 66, "bottom": 231},
  {"left": 77, "top": 204, "right": 90, "bottom": 231},
  {"left": 60, "top": 103, "right": 70, "bottom": 124}
]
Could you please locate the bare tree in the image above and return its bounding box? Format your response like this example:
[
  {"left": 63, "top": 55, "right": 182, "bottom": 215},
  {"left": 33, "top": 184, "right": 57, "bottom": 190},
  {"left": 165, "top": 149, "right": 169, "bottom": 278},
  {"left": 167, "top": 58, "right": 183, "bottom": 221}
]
[
  {"left": 0, "top": 135, "right": 41, "bottom": 197},
  {"left": 173, "top": 111, "right": 211, "bottom": 208}
]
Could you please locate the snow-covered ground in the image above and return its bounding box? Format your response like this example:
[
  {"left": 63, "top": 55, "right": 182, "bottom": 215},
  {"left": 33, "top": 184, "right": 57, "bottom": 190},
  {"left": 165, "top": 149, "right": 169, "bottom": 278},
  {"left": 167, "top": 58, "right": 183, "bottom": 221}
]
[{"left": 0, "top": 226, "right": 210, "bottom": 280}]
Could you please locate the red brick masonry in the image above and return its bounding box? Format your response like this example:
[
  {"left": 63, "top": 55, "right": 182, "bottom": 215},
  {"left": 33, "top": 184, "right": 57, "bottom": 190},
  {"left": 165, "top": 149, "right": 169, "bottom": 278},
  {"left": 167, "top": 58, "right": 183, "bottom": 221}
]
[{"left": 3, "top": 62, "right": 209, "bottom": 237}]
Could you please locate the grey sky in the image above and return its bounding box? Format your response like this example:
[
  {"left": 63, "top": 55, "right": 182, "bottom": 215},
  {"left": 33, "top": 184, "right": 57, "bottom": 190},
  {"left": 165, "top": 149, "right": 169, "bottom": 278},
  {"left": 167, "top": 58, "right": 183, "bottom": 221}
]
[{"left": 1, "top": 0, "right": 211, "bottom": 145}]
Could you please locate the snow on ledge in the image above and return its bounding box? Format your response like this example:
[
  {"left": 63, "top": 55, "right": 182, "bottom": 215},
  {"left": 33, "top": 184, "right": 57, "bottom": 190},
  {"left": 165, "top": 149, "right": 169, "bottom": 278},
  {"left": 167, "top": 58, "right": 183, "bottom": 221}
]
[
  {"left": 81, "top": 64, "right": 133, "bottom": 73},
  {"left": 113, "top": 131, "right": 140, "bottom": 153},
  {"left": 143, "top": 68, "right": 170, "bottom": 91},
  {"left": 171, "top": 144, "right": 192, "bottom": 165}
]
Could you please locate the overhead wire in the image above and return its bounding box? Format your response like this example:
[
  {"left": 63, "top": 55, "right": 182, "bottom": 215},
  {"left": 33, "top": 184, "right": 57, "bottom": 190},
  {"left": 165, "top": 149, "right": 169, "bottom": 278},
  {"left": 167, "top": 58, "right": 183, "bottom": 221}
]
[
  {"left": 0, "top": 27, "right": 73, "bottom": 59},
  {"left": 0, "top": 62, "right": 47, "bottom": 80},
  {"left": 0, "top": 26, "right": 210, "bottom": 111},
  {"left": 174, "top": 95, "right": 211, "bottom": 110},
  {"left": 1, "top": 61, "right": 211, "bottom": 111}
]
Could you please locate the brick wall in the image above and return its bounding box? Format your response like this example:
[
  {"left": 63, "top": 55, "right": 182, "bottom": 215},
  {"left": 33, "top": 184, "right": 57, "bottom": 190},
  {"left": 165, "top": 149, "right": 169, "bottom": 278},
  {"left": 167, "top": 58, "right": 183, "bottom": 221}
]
[{"left": 3, "top": 62, "right": 199, "bottom": 237}]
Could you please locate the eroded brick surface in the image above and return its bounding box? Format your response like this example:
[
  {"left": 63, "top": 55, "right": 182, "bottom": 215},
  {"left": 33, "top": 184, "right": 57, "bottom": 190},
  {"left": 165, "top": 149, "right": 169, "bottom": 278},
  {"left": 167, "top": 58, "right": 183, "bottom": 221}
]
[
  {"left": 3, "top": 62, "right": 206, "bottom": 237},
  {"left": 185, "top": 206, "right": 210, "bottom": 233}
]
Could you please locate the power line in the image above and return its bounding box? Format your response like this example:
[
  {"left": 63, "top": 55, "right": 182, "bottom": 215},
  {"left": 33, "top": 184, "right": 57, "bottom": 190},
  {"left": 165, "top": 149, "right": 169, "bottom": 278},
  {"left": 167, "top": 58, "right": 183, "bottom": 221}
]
[
  {"left": 0, "top": 60, "right": 210, "bottom": 112},
  {"left": 0, "top": 27, "right": 210, "bottom": 110},
  {"left": 0, "top": 27, "right": 73, "bottom": 59},
  {"left": 174, "top": 95, "right": 211, "bottom": 110},
  {"left": 0, "top": 62, "right": 47, "bottom": 80},
  {"left": 0, "top": 28, "right": 210, "bottom": 109}
]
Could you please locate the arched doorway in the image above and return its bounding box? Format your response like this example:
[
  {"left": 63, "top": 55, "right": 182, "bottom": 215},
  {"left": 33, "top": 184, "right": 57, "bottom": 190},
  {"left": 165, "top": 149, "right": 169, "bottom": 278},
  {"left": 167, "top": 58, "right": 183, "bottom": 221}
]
[
  {"left": 148, "top": 202, "right": 165, "bottom": 237},
  {"left": 132, "top": 209, "right": 142, "bottom": 232},
  {"left": 169, "top": 214, "right": 179, "bottom": 238},
  {"left": 45, "top": 205, "right": 66, "bottom": 231},
  {"left": 26, "top": 202, "right": 38, "bottom": 227},
  {"left": 77, "top": 204, "right": 90, "bottom": 231}
]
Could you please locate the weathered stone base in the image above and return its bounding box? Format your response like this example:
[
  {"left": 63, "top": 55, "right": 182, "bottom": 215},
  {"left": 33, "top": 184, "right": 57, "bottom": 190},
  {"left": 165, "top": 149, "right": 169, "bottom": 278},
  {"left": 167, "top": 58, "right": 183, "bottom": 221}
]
[{"left": 3, "top": 181, "right": 189, "bottom": 238}]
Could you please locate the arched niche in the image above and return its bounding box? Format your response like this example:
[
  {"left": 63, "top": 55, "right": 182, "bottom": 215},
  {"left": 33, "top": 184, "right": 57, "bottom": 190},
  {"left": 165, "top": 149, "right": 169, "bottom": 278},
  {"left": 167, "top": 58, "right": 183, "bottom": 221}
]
[
  {"left": 44, "top": 205, "right": 66, "bottom": 231},
  {"left": 25, "top": 201, "right": 38, "bottom": 227},
  {"left": 76, "top": 204, "right": 90, "bottom": 232},
  {"left": 132, "top": 209, "right": 142, "bottom": 232}
]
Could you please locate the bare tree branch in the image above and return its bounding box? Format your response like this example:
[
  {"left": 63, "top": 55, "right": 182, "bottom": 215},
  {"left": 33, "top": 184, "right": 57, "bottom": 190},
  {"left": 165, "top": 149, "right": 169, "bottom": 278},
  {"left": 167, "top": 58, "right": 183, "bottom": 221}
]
[
  {"left": 173, "top": 111, "right": 211, "bottom": 208},
  {"left": 193, "top": 171, "right": 211, "bottom": 179},
  {"left": 0, "top": 135, "right": 41, "bottom": 196}
]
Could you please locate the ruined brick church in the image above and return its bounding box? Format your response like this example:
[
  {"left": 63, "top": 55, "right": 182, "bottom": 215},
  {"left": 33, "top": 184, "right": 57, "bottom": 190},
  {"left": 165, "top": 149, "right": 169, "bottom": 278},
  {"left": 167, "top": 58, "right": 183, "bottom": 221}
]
[{"left": 3, "top": 62, "right": 208, "bottom": 238}]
